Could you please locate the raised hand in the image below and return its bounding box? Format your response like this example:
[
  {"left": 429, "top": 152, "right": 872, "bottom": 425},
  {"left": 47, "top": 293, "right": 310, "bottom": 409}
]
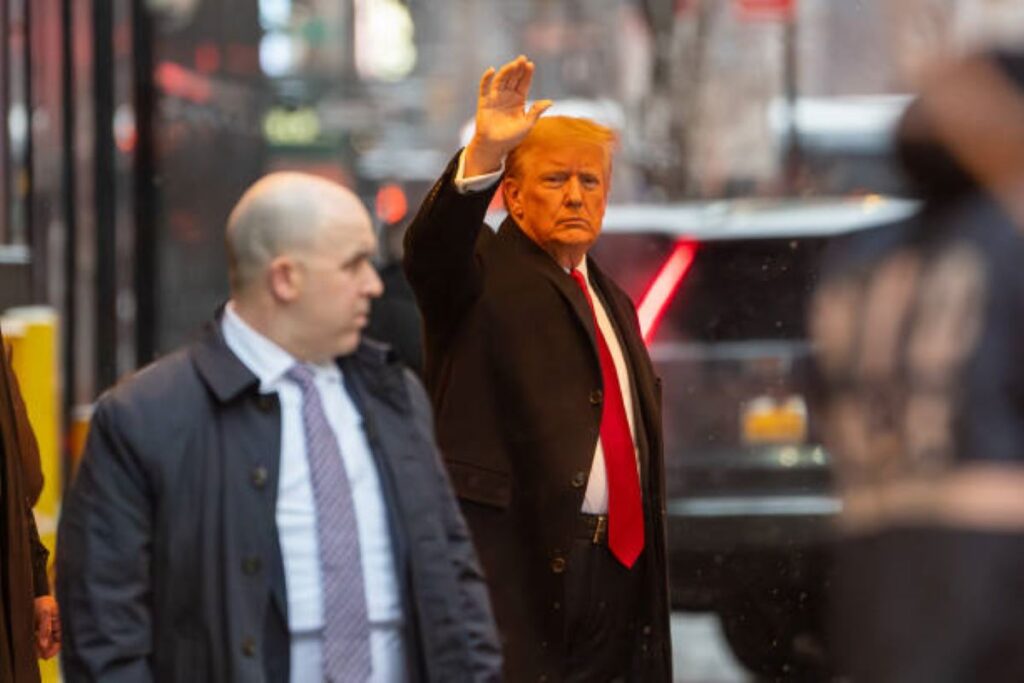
[{"left": 464, "top": 55, "right": 552, "bottom": 177}]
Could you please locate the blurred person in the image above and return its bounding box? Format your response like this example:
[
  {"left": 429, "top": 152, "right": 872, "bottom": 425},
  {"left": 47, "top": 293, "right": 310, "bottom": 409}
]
[
  {"left": 0, "top": 330, "right": 60, "bottom": 681},
  {"left": 366, "top": 219, "right": 424, "bottom": 375},
  {"left": 811, "top": 48, "right": 1024, "bottom": 683},
  {"left": 404, "top": 56, "right": 671, "bottom": 682},
  {"left": 57, "top": 173, "right": 501, "bottom": 682}
]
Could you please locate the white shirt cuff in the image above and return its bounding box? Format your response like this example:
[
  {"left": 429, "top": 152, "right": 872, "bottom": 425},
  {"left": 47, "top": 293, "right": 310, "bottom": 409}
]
[{"left": 453, "top": 148, "right": 504, "bottom": 194}]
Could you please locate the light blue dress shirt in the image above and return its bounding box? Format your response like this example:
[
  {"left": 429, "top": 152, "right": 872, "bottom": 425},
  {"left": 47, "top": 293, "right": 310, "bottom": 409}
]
[{"left": 221, "top": 303, "right": 406, "bottom": 683}]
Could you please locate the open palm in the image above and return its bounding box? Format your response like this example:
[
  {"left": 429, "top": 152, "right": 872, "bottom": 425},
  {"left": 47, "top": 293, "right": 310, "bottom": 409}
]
[{"left": 474, "top": 56, "right": 552, "bottom": 154}]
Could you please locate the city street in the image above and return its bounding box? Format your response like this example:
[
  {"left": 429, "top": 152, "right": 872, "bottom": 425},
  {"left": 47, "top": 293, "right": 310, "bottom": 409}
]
[{"left": 12, "top": 1, "right": 1024, "bottom": 681}]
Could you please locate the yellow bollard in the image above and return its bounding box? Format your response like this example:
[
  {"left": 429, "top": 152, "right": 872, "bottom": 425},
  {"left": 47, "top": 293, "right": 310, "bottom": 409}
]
[{"left": 2, "top": 307, "right": 61, "bottom": 682}]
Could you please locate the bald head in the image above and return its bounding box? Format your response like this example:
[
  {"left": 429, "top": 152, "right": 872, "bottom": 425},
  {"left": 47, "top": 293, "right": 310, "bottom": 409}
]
[
  {"left": 226, "top": 172, "right": 372, "bottom": 295},
  {"left": 225, "top": 172, "right": 383, "bottom": 362}
]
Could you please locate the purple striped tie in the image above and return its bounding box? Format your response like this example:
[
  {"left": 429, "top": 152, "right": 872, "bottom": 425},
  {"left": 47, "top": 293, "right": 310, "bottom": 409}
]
[{"left": 286, "top": 364, "right": 372, "bottom": 682}]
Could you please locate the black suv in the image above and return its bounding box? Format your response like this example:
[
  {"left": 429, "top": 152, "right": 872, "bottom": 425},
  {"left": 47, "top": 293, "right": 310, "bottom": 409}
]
[{"left": 589, "top": 197, "right": 918, "bottom": 678}]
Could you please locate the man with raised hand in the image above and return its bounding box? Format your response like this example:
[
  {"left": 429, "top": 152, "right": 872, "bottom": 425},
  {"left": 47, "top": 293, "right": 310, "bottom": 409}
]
[{"left": 405, "top": 56, "right": 671, "bottom": 682}]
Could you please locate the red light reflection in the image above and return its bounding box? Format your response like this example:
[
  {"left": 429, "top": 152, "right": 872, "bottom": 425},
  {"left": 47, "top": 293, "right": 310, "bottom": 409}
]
[
  {"left": 637, "top": 240, "right": 696, "bottom": 345},
  {"left": 375, "top": 184, "right": 409, "bottom": 225}
]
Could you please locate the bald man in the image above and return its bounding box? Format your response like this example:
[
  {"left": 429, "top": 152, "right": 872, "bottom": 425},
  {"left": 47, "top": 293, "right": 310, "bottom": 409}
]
[{"left": 56, "top": 173, "right": 501, "bottom": 683}]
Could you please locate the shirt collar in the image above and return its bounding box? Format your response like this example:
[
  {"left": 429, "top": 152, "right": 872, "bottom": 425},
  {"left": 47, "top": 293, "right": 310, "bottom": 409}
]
[
  {"left": 221, "top": 302, "right": 340, "bottom": 391},
  {"left": 564, "top": 257, "right": 590, "bottom": 278}
]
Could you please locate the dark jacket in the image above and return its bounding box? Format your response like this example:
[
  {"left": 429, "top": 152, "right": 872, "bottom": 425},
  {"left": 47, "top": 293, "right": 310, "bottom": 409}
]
[
  {"left": 366, "top": 261, "right": 424, "bottom": 376},
  {"left": 0, "top": 329, "right": 50, "bottom": 683},
  {"left": 404, "top": 155, "right": 672, "bottom": 682},
  {"left": 56, "top": 318, "right": 501, "bottom": 682}
]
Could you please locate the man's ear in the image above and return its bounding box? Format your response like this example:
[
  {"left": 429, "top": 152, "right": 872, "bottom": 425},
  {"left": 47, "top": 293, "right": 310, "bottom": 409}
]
[
  {"left": 503, "top": 178, "right": 524, "bottom": 219},
  {"left": 268, "top": 255, "right": 302, "bottom": 302}
]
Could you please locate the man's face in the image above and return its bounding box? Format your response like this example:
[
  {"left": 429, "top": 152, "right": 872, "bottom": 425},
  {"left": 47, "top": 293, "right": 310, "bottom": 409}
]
[
  {"left": 290, "top": 216, "right": 383, "bottom": 361},
  {"left": 505, "top": 142, "right": 610, "bottom": 265}
]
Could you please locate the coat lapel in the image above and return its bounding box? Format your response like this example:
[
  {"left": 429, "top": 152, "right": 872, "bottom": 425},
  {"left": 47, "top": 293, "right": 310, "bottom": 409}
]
[
  {"left": 191, "top": 319, "right": 289, "bottom": 623},
  {"left": 191, "top": 318, "right": 262, "bottom": 402},
  {"left": 339, "top": 352, "right": 425, "bottom": 675},
  {"left": 496, "top": 218, "right": 662, "bottom": 486},
  {"left": 338, "top": 344, "right": 416, "bottom": 559},
  {"left": 496, "top": 217, "right": 599, "bottom": 356},
  {"left": 341, "top": 342, "right": 409, "bottom": 414}
]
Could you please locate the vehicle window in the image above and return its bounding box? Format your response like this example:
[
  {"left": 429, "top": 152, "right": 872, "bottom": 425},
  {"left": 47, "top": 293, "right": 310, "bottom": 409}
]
[{"left": 651, "top": 238, "right": 822, "bottom": 343}]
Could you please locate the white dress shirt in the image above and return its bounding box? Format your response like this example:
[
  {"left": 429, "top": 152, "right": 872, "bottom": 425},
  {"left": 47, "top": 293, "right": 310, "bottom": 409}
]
[
  {"left": 221, "top": 303, "right": 406, "bottom": 683},
  {"left": 454, "top": 152, "right": 641, "bottom": 513},
  {"left": 570, "top": 259, "right": 641, "bottom": 513}
]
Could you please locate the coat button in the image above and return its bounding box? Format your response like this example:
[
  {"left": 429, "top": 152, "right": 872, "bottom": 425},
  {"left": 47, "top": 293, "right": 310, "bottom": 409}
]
[
  {"left": 255, "top": 395, "right": 274, "bottom": 412},
  {"left": 242, "top": 556, "right": 262, "bottom": 576},
  {"left": 589, "top": 389, "right": 603, "bottom": 405},
  {"left": 250, "top": 466, "right": 268, "bottom": 489},
  {"left": 571, "top": 471, "right": 586, "bottom": 488},
  {"left": 643, "top": 624, "right": 652, "bottom": 635},
  {"left": 550, "top": 557, "right": 566, "bottom": 574},
  {"left": 241, "top": 637, "right": 256, "bottom": 657}
]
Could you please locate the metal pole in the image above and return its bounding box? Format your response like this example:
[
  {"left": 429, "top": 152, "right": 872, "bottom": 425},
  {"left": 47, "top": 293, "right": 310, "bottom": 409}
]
[
  {"left": 0, "top": 0, "right": 11, "bottom": 240},
  {"left": 783, "top": 7, "right": 802, "bottom": 194},
  {"left": 93, "top": 0, "right": 117, "bottom": 391},
  {"left": 60, "top": 0, "right": 78, "bottom": 441},
  {"left": 131, "top": 0, "right": 156, "bottom": 366},
  {"left": 24, "top": 0, "right": 36, "bottom": 268}
]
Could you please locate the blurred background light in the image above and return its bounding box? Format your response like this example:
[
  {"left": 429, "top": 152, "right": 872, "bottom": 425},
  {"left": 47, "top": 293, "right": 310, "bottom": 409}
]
[
  {"left": 375, "top": 183, "right": 409, "bottom": 225},
  {"left": 355, "top": 0, "right": 417, "bottom": 82},
  {"left": 263, "top": 106, "right": 321, "bottom": 145},
  {"left": 259, "top": 0, "right": 293, "bottom": 30},
  {"left": 260, "top": 30, "right": 305, "bottom": 77}
]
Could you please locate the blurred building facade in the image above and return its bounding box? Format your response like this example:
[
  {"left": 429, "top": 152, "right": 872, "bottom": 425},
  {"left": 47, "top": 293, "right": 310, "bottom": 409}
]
[{"left": 9, "top": 0, "right": 1024, "bottom": 404}]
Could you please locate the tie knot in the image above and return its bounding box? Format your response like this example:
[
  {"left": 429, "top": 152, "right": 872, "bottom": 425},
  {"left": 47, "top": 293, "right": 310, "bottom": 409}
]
[
  {"left": 285, "top": 363, "right": 316, "bottom": 389},
  {"left": 570, "top": 268, "right": 587, "bottom": 290}
]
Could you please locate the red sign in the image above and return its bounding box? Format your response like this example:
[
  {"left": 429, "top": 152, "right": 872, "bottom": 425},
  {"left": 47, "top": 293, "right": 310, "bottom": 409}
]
[{"left": 736, "top": 0, "right": 795, "bottom": 21}]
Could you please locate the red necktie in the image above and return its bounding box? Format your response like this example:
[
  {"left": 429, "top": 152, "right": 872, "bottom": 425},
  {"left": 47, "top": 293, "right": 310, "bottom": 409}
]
[{"left": 570, "top": 268, "right": 645, "bottom": 568}]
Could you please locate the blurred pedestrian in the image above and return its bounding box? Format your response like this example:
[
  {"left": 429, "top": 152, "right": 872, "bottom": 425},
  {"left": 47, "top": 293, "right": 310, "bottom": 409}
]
[
  {"left": 366, "top": 219, "right": 424, "bottom": 375},
  {"left": 404, "top": 55, "right": 671, "bottom": 681},
  {"left": 811, "top": 48, "right": 1024, "bottom": 683},
  {"left": 57, "top": 173, "right": 501, "bottom": 682},
  {"left": 0, "top": 328, "right": 60, "bottom": 681}
]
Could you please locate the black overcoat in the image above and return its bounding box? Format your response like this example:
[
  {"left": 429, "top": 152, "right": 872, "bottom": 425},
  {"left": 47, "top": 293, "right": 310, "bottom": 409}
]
[
  {"left": 56, "top": 318, "right": 501, "bottom": 682},
  {"left": 404, "top": 155, "right": 672, "bottom": 682},
  {"left": 0, "top": 327, "right": 50, "bottom": 683}
]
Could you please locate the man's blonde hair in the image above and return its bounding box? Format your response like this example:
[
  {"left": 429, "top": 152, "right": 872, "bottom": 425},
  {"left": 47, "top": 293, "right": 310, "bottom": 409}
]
[{"left": 504, "top": 116, "right": 617, "bottom": 183}]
